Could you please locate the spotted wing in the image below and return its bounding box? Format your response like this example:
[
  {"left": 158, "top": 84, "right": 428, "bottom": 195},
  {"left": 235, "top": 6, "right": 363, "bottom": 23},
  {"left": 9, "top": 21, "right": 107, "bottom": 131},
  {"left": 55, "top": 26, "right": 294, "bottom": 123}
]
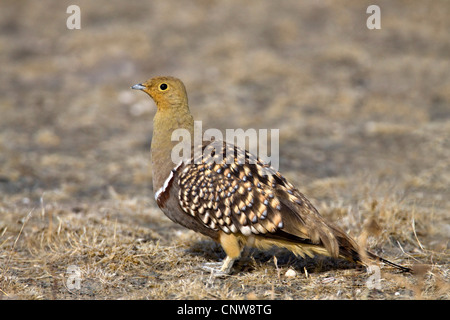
[{"left": 170, "top": 141, "right": 342, "bottom": 256}]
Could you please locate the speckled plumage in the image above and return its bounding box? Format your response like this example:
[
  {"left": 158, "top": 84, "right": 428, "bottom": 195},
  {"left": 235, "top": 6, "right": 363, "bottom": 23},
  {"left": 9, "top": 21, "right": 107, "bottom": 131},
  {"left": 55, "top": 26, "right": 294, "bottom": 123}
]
[{"left": 132, "top": 76, "right": 410, "bottom": 274}]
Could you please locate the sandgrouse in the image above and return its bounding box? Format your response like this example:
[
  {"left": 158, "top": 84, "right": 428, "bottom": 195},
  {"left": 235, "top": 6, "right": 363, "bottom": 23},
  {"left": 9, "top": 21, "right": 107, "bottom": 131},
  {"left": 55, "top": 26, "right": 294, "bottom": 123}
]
[{"left": 131, "top": 76, "right": 410, "bottom": 275}]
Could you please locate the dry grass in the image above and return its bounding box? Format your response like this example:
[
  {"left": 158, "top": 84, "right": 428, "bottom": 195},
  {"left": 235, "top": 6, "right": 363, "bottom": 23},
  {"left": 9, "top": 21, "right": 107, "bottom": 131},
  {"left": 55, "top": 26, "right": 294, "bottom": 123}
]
[
  {"left": 0, "top": 189, "right": 448, "bottom": 300},
  {"left": 0, "top": 0, "right": 449, "bottom": 299}
]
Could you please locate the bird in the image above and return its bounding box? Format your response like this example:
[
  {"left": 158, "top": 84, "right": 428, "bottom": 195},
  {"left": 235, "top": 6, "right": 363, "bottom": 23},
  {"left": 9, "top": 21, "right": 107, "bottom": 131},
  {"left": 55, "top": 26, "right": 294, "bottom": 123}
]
[{"left": 131, "top": 76, "right": 410, "bottom": 275}]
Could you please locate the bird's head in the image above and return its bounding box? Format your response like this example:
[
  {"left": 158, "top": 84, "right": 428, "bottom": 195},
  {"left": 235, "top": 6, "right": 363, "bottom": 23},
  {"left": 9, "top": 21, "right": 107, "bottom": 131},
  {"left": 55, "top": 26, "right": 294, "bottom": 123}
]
[{"left": 131, "top": 76, "right": 188, "bottom": 110}]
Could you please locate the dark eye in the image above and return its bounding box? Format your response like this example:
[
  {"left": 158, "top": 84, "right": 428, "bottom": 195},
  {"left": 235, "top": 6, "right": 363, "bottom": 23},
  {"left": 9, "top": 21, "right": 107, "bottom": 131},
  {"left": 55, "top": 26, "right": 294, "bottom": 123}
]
[{"left": 159, "top": 83, "right": 168, "bottom": 91}]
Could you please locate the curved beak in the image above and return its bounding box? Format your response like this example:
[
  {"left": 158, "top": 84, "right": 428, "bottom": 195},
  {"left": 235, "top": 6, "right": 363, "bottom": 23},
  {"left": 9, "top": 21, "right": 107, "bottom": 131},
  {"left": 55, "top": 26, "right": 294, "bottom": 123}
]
[{"left": 131, "top": 83, "right": 146, "bottom": 90}]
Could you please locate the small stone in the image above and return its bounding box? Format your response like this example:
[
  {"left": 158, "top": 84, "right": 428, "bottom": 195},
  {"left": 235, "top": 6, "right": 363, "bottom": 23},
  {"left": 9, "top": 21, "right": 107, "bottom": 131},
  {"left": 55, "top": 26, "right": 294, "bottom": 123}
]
[{"left": 285, "top": 268, "right": 296, "bottom": 278}]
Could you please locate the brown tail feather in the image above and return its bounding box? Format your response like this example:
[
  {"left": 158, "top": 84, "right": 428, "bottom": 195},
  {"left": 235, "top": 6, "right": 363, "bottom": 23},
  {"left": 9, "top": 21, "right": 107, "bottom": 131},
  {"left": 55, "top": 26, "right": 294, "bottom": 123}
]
[{"left": 333, "top": 229, "right": 411, "bottom": 272}]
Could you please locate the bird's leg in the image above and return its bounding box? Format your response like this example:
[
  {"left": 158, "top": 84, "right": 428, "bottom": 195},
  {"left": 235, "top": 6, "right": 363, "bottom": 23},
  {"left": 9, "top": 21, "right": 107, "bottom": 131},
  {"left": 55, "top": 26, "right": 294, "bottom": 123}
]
[
  {"left": 201, "top": 256, "right": 236, "bottom": 277},
  {"left": 201, "top": 232, "right": 243, "bottom": 277},
  {"left": 219, "top": 255, "right": 236, "bottom": 274}
]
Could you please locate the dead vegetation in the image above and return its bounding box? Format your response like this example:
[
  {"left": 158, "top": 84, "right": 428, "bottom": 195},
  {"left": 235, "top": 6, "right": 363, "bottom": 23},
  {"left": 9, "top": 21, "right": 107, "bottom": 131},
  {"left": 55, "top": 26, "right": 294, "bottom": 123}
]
[
  {"left": 0, "top": 1, "right": 449, "bottom": 299},
  {"left": 0, "top": 189, "right": 448, "bottom": 299}
]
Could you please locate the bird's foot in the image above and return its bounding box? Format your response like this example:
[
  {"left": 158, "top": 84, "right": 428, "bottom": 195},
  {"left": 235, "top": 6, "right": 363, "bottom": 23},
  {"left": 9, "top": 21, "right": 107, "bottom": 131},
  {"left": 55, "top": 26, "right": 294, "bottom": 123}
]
[
  {"left": 201, "top": 256, "right": 235, "bottom": 277},
  {"left": 201, "top": 262, "right": 229, "bottom": 277}
]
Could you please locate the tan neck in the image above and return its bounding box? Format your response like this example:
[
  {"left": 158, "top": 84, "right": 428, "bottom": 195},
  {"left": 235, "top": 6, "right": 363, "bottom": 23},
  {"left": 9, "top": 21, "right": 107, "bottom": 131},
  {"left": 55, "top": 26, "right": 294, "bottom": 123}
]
[{"left": 151, "top": 104, "right": 194, "bottom": 191}]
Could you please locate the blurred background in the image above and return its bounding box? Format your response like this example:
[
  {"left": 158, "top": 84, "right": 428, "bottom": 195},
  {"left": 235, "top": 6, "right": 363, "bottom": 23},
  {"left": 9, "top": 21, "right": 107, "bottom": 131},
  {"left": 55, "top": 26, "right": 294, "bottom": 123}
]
[{"left": 0, "top": 0, "right": 448, "bottom": 299}]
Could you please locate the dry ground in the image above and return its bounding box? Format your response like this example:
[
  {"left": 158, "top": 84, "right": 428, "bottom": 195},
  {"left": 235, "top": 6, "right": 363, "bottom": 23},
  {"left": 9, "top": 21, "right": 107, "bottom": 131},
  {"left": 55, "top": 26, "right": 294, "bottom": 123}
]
[{"left": 0, "top": 0, "right": 449, "bottom": 299}]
